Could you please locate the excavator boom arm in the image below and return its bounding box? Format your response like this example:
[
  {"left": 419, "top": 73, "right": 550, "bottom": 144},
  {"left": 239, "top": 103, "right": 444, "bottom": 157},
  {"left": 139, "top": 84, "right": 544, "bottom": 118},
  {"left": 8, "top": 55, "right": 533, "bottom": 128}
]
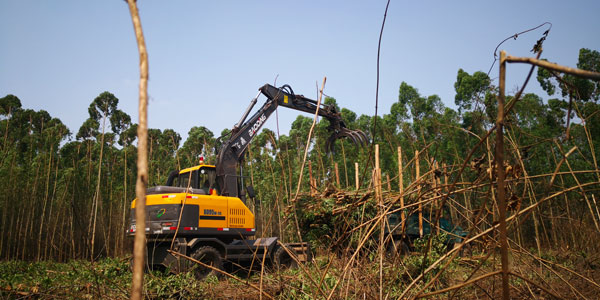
[{"left": 216, "top": 83, "right": 367, "bottom": 199}]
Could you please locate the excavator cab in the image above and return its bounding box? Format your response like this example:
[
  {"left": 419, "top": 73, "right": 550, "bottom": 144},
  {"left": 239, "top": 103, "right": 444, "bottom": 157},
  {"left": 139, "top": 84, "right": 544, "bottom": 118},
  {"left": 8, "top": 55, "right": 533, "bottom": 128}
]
[{"left": 166, "top": 165, "right": 219, "bottom": 195}]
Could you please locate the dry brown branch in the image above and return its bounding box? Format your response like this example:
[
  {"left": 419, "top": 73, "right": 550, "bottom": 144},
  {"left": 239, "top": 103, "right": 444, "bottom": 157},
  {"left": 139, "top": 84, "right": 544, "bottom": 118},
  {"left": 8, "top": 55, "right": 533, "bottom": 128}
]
[
  {"left": 276, "top": 241, "right": 327, "bottom": 298},
  {"left": 449, "top": 250, "right": 496, "bottom": 300},
  {"left": 512, "top": 244, "right": 592, "bottom": 299},
  {"left": 549, "top": 146, "right": 578, "bottom": 186},
  {"left": 506, "top": 55, "right": 600, "bottom": 80},
  {"left": 291, "top": 77, "right": 325, "bottom": 204},
  {"left": 399, "top": 179, "right": 599, "bottom": 300},
  {"left": 126, "top": 0, "right": 149, "bottom": 299},
  {"left": 516, "top": 247, "right": 600, "bottom": 290},
  {"left": 416, "top": 270, "right": 502, "bottom": 298},
  {"left": 508, "top": 271, "right": 565, "bottom": 299}
]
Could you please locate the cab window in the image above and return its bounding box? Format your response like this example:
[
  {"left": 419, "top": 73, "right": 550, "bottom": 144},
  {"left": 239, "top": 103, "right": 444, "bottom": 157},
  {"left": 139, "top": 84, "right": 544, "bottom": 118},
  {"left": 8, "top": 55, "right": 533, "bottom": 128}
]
[
  {"left": 174, "top": 167, "right": 218, "bottom": 194},
  {"left": 175, "top": 171, "right": 196, "bottom": 188},
  {"left": 198, "top": 167, "right": 218, "bottom": 194}
]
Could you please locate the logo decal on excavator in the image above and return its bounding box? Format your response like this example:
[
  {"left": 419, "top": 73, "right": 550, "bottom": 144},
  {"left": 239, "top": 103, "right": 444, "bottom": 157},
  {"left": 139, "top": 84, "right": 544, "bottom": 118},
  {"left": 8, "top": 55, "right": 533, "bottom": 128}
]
[
  {"left": 204, "top": 209, "right": 222, "bottom": 216},
  {"left": 156, "top": 208, "right": 166, "bottom": 218},
  {"left": 248, "top": 114, "right": 267, "bottom": 137}
]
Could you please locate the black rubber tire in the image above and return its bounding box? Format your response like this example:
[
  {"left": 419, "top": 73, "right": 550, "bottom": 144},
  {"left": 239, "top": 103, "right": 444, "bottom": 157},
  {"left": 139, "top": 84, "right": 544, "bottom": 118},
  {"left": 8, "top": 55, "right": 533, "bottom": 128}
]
[
  {"left": 387, "top": 239, "right": 410, "bottom": 259},
  {"left": 190, "top": 246, "right": 223, "bottom": 279},
  {"left": 273, "top": 246, "right": 297, "bottom": 271}
]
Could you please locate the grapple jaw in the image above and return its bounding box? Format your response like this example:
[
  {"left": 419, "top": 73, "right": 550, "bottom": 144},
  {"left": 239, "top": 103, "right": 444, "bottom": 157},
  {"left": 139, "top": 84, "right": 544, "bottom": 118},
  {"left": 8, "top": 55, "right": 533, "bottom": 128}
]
[{"left": 325, "top": 125, "right": 369, "bottom": 153}]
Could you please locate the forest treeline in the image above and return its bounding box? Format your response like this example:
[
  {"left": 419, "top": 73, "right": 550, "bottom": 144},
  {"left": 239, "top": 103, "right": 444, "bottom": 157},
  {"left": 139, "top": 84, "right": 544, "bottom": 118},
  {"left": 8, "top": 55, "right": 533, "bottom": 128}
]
[{"left": 0, "top": 48, "right": 598, "bottom": 262}]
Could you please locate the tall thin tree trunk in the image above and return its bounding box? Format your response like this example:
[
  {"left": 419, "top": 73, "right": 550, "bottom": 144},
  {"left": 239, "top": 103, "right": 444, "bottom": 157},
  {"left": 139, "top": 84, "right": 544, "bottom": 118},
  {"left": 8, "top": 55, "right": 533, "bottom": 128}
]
[
  {"left": 0, "top": 152, "right": 16, "bottom": 258},
  {"left": 23, "top": 161, "right": 42, "bottom": 260},
  {"left": 45, "top": 152, "right": 61, "bottom": 260},
  {"left": 70, "top": 193, "right": 76, "bottom": 258},
  {"left": 37, "top": 144, "right": 54, "bottom": 261},
  {"left": 91, "top": 113, "right": 108, "bottom": 261},
  {"left": 86, "top": 140, "right": 94, "bottom": 256},
  {"left": 550, "top": 146, "right": 576, "bottom": 246},
  {"left": 120, "top": 147, "right": 128, "bottom": 256}
]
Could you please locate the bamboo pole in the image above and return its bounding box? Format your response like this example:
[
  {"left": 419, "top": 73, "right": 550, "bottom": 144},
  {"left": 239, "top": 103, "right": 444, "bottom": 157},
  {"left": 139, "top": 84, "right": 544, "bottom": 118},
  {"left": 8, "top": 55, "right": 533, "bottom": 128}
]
[
  {"left": 375, "top": 145, "right": 381, "bottom": 201},
  {"left": 375, "top": 144, "right": 384, "bottom": 300},
  {"left": 126, "top": 0, "right": 149, "bottom": 298},
  {"left": 433, "top": 161, "right": 439, "bottom": 208},
  {"left": 398, "top": 147, "right": 405, "bottom": 233},
  {"left": 505, "top": 55, "right": 600, "bottom": 80},
  {"left": 355, "top": 162, "right": 359, "bottom": 190},
  {"left": 434, "top": 161, "right": 440, "bottom": 235},
  {"left": 497, "top": 50, "right": 510, "bottom": 300},
  {"left": 291, "top": 76, "right": 326, "bottom": 245},
  {"left": 416, "top": 150, "right": 422, "bottom": 237}
]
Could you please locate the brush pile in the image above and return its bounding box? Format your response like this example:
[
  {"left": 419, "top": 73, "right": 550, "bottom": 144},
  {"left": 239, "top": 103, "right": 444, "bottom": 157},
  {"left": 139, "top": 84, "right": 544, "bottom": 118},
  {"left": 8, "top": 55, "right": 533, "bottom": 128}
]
[{"left": 291, "top": 185, "right": 377, "bottom": 252}]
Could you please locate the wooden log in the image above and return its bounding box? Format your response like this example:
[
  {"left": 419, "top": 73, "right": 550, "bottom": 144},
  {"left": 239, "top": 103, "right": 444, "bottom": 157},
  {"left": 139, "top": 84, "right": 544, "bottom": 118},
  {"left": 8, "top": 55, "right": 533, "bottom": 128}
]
[{"left": 386, "top": 174, "right": 391, "bottom": 192}]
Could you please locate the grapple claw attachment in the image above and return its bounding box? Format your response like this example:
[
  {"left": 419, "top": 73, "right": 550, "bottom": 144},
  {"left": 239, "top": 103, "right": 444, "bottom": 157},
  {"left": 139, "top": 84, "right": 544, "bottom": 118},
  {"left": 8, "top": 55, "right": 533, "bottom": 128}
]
[{"left": 325, "top": 127, "right": 369, "bottom": 153}]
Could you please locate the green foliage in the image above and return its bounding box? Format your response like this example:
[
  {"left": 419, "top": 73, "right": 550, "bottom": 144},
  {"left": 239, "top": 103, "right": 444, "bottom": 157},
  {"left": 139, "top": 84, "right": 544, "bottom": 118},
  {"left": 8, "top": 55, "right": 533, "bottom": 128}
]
[
  {"left": 537, "top": 48, "right": 600, "bottom": 102},
  {"left": 403, "top": 233, "right": 454, "bottom": 282},
  {"left": 77, "top": 117, "right": 100, "bottom": 140},
  {"left": 0, "top": 94, "right": 22, "bottom": 116},
  {"left": 0, "top": 258, "right": 206, "bottom": 299},
  {"left": 295, "top": 190, "right": 377, "bottom": 251},
  {"left": 179, "top": 125, "right": 215, "bottom": 166},
  {"left": 110, "top": 109, "right": 132, "bottom": 137},
  {"left": 454, "top": 69, "right": 491, "bottom": 111}
]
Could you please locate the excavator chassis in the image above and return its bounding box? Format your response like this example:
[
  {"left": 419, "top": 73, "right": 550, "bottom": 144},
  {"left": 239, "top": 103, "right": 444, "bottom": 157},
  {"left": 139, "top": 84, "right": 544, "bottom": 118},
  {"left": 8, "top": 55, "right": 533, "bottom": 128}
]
[{"left": 141, "top": 236, "right": 311, "bottom": 276}]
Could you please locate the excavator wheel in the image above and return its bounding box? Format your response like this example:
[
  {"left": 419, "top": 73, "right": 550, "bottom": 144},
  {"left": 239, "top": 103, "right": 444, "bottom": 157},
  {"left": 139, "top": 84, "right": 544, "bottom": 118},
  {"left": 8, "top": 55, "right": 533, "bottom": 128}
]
[
  {"left": 272, "top": 246, "right": 298, "bottom": 271},
  {"left": 189, "top": 246, "right": 223, "bottom": 279},
  {"left": 386, "top": 239, "right": 410, "bottom": 259}
]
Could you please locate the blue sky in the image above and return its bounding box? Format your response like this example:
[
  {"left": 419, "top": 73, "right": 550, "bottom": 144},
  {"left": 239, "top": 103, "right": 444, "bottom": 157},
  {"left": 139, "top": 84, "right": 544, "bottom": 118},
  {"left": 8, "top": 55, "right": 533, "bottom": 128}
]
[{"left": 1, "top": 1, "right": 599, "bottom": 143}]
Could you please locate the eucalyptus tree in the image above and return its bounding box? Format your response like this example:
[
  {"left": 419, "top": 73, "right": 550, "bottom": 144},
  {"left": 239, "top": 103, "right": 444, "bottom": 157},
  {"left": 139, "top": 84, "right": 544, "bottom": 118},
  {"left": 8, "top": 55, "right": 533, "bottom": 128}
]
[
  {"left": 84, "top": 91, "right": 119, "bottom": 260},
  {"left": 111, "top": 111, "right": 136, "bottom": 255},
  {"left": 0, "top": 95, "right": 23, "bottom": 259},
  {"left": 36, "top": 117, "right": 69, "bottom": 260}
]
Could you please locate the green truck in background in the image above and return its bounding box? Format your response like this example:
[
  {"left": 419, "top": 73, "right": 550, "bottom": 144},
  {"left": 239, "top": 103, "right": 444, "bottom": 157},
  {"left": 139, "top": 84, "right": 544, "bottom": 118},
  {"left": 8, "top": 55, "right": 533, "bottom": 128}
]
[{"left": 385, "top": 208, "right": 468, "bottom": 256}]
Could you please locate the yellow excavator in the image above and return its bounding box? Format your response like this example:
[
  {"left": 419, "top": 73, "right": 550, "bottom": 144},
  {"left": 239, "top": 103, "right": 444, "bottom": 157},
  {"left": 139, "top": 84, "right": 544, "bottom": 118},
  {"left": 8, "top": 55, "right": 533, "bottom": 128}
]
[{"left": 128, "top": 83, "right": 367, "bottom": 278}]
